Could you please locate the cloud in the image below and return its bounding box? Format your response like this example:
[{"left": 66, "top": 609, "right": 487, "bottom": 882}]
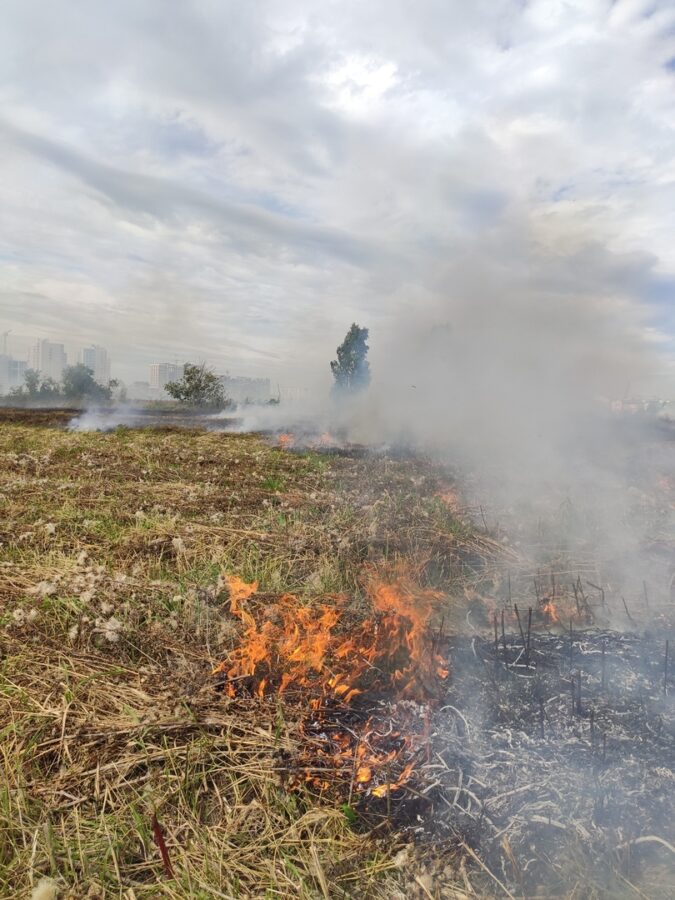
[
  {"left": 1, "top": 0, "right": 674, "bottom": 386},
  {"left": 1, "top": 120, "right": 373, "bottom": 266}
]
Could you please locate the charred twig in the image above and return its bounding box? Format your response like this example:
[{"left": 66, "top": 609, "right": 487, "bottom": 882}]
[
  {"left": 665, "top": 640, "right": 670, "bottom": 697},
  {"left": 587, "top": 581, "right": 606, "bottom": 611},
  {"left": 576, "top": 576, "right": 586, "bottom": 603},
  {"left": 601, "top": 640, "right": 607, "bottom": 692},
  {"left": 348, "top": 737, "right": 361, "bottom": 807},
  {"left": 539, "top": 697, "right": 545, "bottom": 739},
  {"left": 424, "top": 710, "right": 432, "bottom": 764},
  {"left": 501, "top": 609, "right": 507, "bottom": 662},
  {"left": 525, "top": 607, "right": 532, "bottom": 668},
  {"left": 573, "top": 582, "right": 582, "bottom": 618},
  {"left": 578, "top": 577, "right": 593, "bottom": 619},
  {"left": 622, "top": 597, "right": 637, "bottom": 628},
  {"left": 433, "top": 614, "right": 445, "bottom": 654},
  {"left": 513, "top": 604, "right": 527, "bottom": 662}
]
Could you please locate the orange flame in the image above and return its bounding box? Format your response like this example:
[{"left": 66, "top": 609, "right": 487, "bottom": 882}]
[
  {"left": 435, "top": 487, "right": 459, "bottom": 510},
  {"left": 542, "top": 601, "right": 559, "bottom": 623},
  {"left": 278, "top": 433, "right": 294, "bottom": 449},
  {"left": 225, "top": 574, "right": 258, "bottom": 612},
  {"left": 213, "top": 569, "right": 450, "bottom": 799}
]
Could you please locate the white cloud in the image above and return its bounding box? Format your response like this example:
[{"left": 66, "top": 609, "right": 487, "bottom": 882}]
[{"left": 0, "top": 0, "right": 674, "bottom": 387}]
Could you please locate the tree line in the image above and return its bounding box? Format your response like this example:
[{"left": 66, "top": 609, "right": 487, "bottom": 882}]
[
  {"left": 4, "top": 364, "right": 118, "bottom": 405},
  {"left": 2, "top": 324, "right": 371, "bottom": 408},
  {"left": 162, "top": 325, "right": 371, "bottom": 406}
]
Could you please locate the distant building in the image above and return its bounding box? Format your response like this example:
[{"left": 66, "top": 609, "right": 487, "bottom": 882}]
[
  {"left": 0, "top": 356, "right": 28, "bottom": 394},
  {"left": 219, "top": 375, "right": 271, "bottom": 405},
  {"left": 0, "top": 355, "right": 10, "bottom": 395},
  {"left": 10, "top": 359, "right": 27, "bottom": 388},
  {"left": 149, "top": 363, "right": 181, "bottom": 393},
  {"left": 30, "top": 339, "right": 67, "bottom": 383},
  {"left": 80, "top": 345, "right": 111, "bottom": 385}
]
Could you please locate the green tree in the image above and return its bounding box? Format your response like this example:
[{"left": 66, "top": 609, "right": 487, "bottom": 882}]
[
  {"left": 10, "top": 369, "right": 63, "bottom": 402},
  {"left": 23, "top": 368, "right": 41, "bottom": 398},
  {"left": 330, "top": 324, "right": 370, "bottom": 393},
  {"left": 165, "top": 363, "right": 227, "bottom": 408},
  {"left": 61, "top": 364, "right": 112, "bottom": 404},
  {"left": 37, "top": 377, "right": 62, "bottom": 401}
]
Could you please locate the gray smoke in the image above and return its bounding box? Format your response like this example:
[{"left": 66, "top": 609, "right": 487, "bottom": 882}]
[{"left": 333, "top": 213, "right": 674, "bottom": 616}]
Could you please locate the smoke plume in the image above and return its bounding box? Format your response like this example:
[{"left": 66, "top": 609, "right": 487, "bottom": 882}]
[{"left": 334, "top": 212, "right": 674, "bottom": 613}]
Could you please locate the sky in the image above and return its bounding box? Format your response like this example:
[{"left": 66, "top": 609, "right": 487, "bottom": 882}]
[{"left": 1, "top": 0, "right": 675, "bottom": 389}]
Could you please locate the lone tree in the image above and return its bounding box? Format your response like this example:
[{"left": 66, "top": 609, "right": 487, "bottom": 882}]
[
  {"left": 330, "top": 324, "right": 370, "bottom": 393},
  {"left": 165, "top": 363, "right": 226, "bottom": 408}
]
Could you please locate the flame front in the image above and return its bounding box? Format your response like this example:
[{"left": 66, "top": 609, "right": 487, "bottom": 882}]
[
  {"left": 213, "top": 570, "right": 449, "bottom": 799},
  {"left": 542, "top": 600, "right": 560, "bottom": 623}
]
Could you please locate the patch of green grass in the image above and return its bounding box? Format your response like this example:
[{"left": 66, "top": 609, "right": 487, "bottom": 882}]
[{"left": 262, "top": 474, "right": 285, "bottom": 492}]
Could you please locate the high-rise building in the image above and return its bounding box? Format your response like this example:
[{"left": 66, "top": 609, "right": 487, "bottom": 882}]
[
  {"left": 0, "top": 356, "right": 28, "bottom": 395},
  {"left": 0, "top": 355, "right": 10, "bottom": 395},
  {"left": 149, "top": 363, "right": 181, "bottom": 392},
  {"left": 9, "top": 359, "right": 27, "bottom": 388},
  {"left": 30, "top": 339, "right": 67, "bottom": 383},
  {"left": 80, "top": 345, "right": 111, "bottom": 385}
]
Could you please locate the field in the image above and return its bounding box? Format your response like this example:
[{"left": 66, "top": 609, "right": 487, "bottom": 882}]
[
  {"left": 0, "top": 421, "right": 486, "bottom": 899},
  {"left": 2, "top": 420, "right": 673, "bottom": 900}
]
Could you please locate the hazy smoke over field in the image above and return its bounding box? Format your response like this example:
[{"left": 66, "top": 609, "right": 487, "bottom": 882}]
[{"left": 331, "top": 217, "right": 674, "bottom": 609}]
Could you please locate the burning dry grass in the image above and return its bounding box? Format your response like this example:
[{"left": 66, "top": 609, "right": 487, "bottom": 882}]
[
  {"left": 211, "top": 569, "right": 450, "bottom": 803},
  {"left": 3, "top": 422, "right": 670, "bottom": 898},
  {"left": 0, "top": 423, "right": 487, "bottom": 897},
  {"left": 1, "top": 633, "right": 415, "bottom": 898}
]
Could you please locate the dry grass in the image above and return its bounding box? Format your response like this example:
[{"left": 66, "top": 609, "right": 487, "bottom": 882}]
[
  {"left": 0, "top": 424, "right": 487, "bottom": 898},
  {"left": 0, "top": 634, "right": 406, "bottom": 898}
]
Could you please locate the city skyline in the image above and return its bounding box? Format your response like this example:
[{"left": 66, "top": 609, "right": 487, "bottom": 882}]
[
  {"left": 0, "top": 328, "right": 281, "bottom": 400},
  {"left": 0, "top": 327, "right": 275, "bottom": 382}
]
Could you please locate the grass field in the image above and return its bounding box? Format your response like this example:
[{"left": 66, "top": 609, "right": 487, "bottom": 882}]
[{"left": 0, "top": 423, "right": 486, "bottom": 898}]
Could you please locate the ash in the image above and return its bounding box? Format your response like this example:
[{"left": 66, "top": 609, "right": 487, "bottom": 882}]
[{"left": 415, "top": 629, "right": 674, "bottom": 896}]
